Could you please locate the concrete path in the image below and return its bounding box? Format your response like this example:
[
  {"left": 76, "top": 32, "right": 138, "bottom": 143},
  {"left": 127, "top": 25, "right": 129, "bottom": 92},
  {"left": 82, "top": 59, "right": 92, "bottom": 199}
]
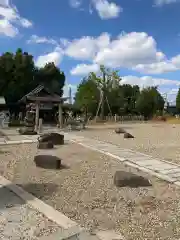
[
  {"left": 0, "top": 184, "right": 63, "bottom": 240},
  {"left": 63, "top": 132, "right": 180, "bottom": 187}
]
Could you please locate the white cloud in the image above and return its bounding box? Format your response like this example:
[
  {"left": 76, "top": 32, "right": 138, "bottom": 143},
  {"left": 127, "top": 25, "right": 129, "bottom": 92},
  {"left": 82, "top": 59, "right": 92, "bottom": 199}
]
[
  {"left": 29, "top": 31, "right": 180, "bottom": 75},
  {"left": 35, "top": 48, "right": 63, "bottom": 68},
  {"left": 70, "top": 63, "right": 99, "bottom": 75},
  {"left": 0, "top": 19, "right": 18, "bottom": 37},
  {"left": 27, "top": 35, "right": 58, "bottom": 45},
  {"left": 134, "top": 54, "right": 180, "bottom": 74},
  {"left": 64, "top": 31, "right": 180, "bottom": 74},
  {"left": 121, "top": 75, "right": 180, "bottom": 88},
  {"left": 64, "top": 32, "right": 164, "bottom": 67},
  {"left": 65, "top": 32, "right": 110, "bottom": 60},
  {"left": 154, "top": 0, "right": 179, "bottom": 6},
  {"left": 0, "top": 0, "right": 32, "bottom": 37},
  {"left": 69, "top": 0, "right": 82, "bottom": 8},
  {"left": 94, "top": 32, "right": 165, "bottom": 68},
  {"left": 92, "top": 0, "right": 122, "bottom": 19}
]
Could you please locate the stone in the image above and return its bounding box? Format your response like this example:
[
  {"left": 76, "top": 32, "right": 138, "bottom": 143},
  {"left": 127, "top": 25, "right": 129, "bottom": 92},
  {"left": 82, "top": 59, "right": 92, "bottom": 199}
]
[
  {"left": 124, "top": 132, "right": 134, "bottom": 139},
  {"left": 114, "top": 171, "right": 151, "bottom": 188},
  {"left": 34, "top": 155, "right": 61, "bottom": 169},
  {"left": 38, "top": 133, "right": 64, "bottom": 145},
  {"left": 37, "top": 141, "right": 54, "bottom": 149},
  {"left": 19, "top": 127, "right": 37, "bottom": 135},
  {"left": 115, "top": 128, "right": 126, "bottom": 134}
]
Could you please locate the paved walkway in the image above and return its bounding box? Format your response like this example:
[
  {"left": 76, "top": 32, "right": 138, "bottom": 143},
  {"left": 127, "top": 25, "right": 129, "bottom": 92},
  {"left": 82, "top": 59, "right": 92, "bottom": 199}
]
[{"left": 63, "top": 132, "right": 180, "bottom": 187}]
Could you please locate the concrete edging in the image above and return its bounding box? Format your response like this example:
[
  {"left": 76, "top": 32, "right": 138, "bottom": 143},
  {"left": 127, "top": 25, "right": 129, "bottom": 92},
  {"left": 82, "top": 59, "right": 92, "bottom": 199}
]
[{"left": 0, "top": 175, "right": 77, "bottom": 230}]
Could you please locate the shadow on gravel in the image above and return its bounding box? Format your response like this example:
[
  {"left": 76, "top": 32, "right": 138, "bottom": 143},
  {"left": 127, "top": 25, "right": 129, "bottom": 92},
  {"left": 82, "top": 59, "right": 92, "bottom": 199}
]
[
  {"left": 0, "top": 182, "right": 59, "bottom": 209},
  {"left": 19, "top": 182, "right": 59, "bottom": 200},
  {"left": 0, "top": 150, "right": 10, "bottom": 154}
]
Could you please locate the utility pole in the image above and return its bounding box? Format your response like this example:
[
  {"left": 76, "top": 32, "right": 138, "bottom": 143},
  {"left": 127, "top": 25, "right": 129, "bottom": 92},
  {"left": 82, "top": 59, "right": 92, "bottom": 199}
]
[{"left": 68, "top": 87, "right": 72, "bottom": 105}]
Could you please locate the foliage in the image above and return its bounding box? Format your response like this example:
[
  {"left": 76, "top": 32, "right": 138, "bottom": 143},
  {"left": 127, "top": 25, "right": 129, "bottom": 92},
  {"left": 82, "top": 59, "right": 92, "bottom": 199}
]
[
  {"left": 176, "top": 88, "right": 180, "bottom": 112},
  {"left": 0, "top": 48, "right": 65, "bottom": 104},
  {"left": 88, "top": 65, "right": 121, "bottom": 119},
  {"left": 135, "top": 86, "right": 164, "bottom": 119},
  {"left": 74, "top": 70, "right": 140, "bottom": 117},
  {"left": 74, "top": 77, "right": 99, "bottom": 116}
]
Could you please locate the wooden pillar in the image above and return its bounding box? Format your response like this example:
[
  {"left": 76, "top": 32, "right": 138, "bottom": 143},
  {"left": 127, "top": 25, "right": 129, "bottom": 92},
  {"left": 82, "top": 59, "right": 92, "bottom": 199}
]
[
  {"left": 35, "top": 102, "right": 40, "bottom": 132},
  {"left": 58, "top": 103, "right": 63, "bottom": 129}
]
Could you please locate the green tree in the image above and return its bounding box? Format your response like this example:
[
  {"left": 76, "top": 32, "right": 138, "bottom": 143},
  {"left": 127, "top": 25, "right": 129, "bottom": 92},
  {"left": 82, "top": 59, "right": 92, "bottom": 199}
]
[
  {"left": 135, "top": 86, "right": 164, "bottom": 119},
  {"left": 120, "top": 84, "right": 140, "bottom": 114},
  {"left": 74, "top": 77, "right": 99, "bottom": 117},
  {"left": 0, "top": 49, "right": 65, "bottom": 104},
  {"left": 35, "top": 62, "right": 65, "bottom": 96},
  {"left": 176, "top": 88, "right": 180, "bottom": 112},
  {"left": 89, "top": 65, "right": 121, "bottom": 119}
]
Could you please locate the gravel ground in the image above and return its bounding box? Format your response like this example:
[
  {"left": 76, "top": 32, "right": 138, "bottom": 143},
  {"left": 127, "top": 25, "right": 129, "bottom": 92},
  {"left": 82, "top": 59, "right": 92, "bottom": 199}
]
[
  {"left": 0, "top": 185, "right": 61, "bottom": 239},
  {"left": 1, "top": 142, "right": 180, "bottom": 239},
  {"left": 76, "top": 122, "right": 180, "bottom": 165}
]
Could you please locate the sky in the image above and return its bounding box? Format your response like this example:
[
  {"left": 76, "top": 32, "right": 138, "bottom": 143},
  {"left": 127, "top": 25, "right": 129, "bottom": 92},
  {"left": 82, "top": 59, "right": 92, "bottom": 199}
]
[{"left": 1, "top": 0, "right": 180, "bottom": 104}]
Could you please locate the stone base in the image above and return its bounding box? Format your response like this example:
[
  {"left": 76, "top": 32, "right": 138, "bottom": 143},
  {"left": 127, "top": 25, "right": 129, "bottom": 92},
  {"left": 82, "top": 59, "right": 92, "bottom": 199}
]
[
  {"left": 114, "top": 171, "right": 151, "bottom": 188},
  {"left": 34, "top": 155, "right": 61, "bottom": 169},
  {"left": 38, "top": 133, "right": 64, "bottom": 145}
]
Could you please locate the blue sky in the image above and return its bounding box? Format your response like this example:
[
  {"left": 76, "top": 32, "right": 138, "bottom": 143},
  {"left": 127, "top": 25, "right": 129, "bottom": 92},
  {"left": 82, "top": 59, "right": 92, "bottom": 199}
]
[{"left": 1, "top": 0, "right": 180, "bottom": 103}]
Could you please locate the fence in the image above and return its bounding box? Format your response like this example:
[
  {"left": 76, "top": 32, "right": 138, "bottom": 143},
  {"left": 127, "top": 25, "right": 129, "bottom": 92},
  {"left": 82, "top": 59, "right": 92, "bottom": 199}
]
[{"left": 103, "top": 115, "right": 144, "bottom": 122}]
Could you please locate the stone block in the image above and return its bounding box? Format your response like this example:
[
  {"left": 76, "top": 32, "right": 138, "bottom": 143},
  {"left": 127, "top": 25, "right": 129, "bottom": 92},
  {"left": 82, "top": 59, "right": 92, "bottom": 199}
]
[
  {"left": 34, "top": 155, "right": 61, "bottom": 169},
  {"left": 114, "top": 171, "right": 151, "bottom": 188},
  {"left": 38, "top": 133, "right": 64, "bottom": 145}
]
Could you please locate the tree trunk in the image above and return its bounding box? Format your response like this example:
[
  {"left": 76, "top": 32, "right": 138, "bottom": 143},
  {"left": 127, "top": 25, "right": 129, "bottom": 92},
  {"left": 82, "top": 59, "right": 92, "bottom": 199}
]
[
  {"left": 100, "top": 89, "right": 105, "bottom": 120},
  {"left": 100, "top": 72, "right": 106, "bottom": 120}
]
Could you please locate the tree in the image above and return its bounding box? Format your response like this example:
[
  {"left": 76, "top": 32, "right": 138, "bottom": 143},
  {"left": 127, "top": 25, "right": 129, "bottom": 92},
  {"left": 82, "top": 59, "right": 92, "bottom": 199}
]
[
  {"left": 135, "top": 86, "right": 164, "bottom": 119},
  {"left": 0, "top": 49, "right": 65, "bottom": 104},
  {"left": 120, "top": 84, "right": 140, "bottom": 114},
  {"left": 74, "top": 77, "right": 99, "bottom": 117},
  {"left": 176, "top": 88, "right": 180, "bottom": 112},
  {"left": 89, "top": 65, "right": 121, "bottom": 119},
  {"left": 35, "top": 62, "right": 65, "bottom": 96}
]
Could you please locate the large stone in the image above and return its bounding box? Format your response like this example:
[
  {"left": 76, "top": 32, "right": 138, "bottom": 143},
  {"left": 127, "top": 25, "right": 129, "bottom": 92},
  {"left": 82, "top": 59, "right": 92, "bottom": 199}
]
[
  {"left": 37, "top": 141, "right": 54, "bottom": 149},
  {"left": 19, "top": 127, "right": 37, "bottom": 135},
  {"left": 34, "top": 155, "right": 61, "bottom": 169},
  {"left": 115, "top": 128, "right": 126, "bottom": 134},
  {"left": 38, "top": 133, "right": 64, "bottom": 145},
  {"left": 114, "top": 171, "right": 151, "bottom": 188},
  {"left": 124, "top": 132, "right": 134, "bottom": 139}
]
